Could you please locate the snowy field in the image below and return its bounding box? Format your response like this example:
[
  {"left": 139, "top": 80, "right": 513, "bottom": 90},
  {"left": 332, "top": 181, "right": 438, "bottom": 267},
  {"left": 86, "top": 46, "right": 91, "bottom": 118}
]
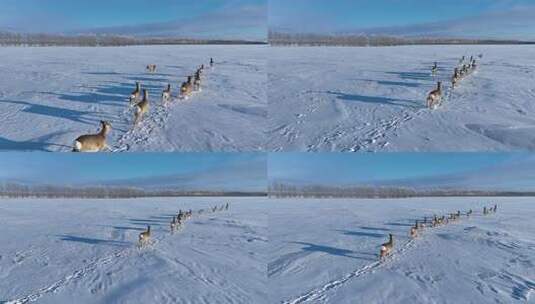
[
  {"left": 0, "top": 197, "right": 267, "bottom": 304},
  {"left": 269, "top": 197, "right": 535, "bottom": 304},
  {"left": 0, "top": 45, "right": 266, "bottom": 152},
  {"left": 267, "top": 45, "right": 535, "bottom": 152}
]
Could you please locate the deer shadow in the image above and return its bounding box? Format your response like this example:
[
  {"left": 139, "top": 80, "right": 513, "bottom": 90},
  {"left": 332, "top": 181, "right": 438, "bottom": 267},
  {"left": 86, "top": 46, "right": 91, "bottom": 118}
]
[
  {"left": 0, "top": 99, "right": 106, "bottom": 125},
  {"left": 326, "top": 91, "right": 422, "bottom": 109},
  {"left": 290, "top": 241, "right": 374, "bottom": 261},
  {"left": 57, "top": 235, "right": 131, "bottom": 247},
  {"left": 83, "top": 71, "right": 125, "bottom": 76},
  {"left": 385, "top": 71, "right": 433, "bottom": 81},
  {"left": 111, "top": 226, "right": 145, "bottom": 232},
  {"left": 359, "top": 226, "right": 390, "bottom": 231},
  {"left": 384, "top": 222, "right": 413, "bottom": 227},
  {"left": 0, "top": 130, "right": 71, "bottom": 151},
  {"left": 128, "top": 218, "right": 166, "bottom": 227},
  {"left": 335, "top": 229, "right": 385, "bottom": 238}
]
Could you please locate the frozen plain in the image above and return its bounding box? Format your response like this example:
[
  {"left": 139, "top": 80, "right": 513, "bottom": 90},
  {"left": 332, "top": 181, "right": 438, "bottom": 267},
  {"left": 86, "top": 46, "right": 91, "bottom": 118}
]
[
  {"left": 0, "top": 197, "right": 267, "bottom": 304},
  {"left": 268, "top": 45, "right": 535, "bottom": 152},
  {"left": 0, "top": 45, "right": 266, "bottom": 152},
  {"left": 269, "top": 197, "right": 535, "bottom": 304}
]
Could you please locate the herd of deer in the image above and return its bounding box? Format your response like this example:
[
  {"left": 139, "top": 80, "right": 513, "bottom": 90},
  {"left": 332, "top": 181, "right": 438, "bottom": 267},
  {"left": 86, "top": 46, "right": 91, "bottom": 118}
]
[
  {"left": 138, "top": 202, "right": 230, "bottom": 248},
  {"left": 426, "top": 54, "right": 482, "bottom": 110},
  {"left": 72, "top": 58, "right": 215, "bottom": 152},
  {"left": 379, "top": 203, "right": 497, "bottom": 260}
]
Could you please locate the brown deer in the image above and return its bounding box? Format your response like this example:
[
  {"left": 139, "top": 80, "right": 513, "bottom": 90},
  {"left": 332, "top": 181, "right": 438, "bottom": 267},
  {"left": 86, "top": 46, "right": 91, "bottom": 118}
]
[
  {"left": 379, "top": 234, "right": 394, "bottom": 260},
  {"left": 193, "top": 70, "right": 202, "bottom": 92},
  {"left": 431, "top": 62, "right": 438, "bottom": 75},
  {"left": 162, "top": 84, "right": 172, "bottom": 105},
  {"left": 410, "top": 225, "right": 418, "bottom": 238},
  {"left": 130, "top": 82, "right": 141, "bottom": 105},
  {"left": 452, "top": 68, "right": 460, "bottom": 88},
  {"left": 73, "top": 121, "right": 111, "bottom": 152},
  {"left": 170, "top": 216, "right": 177, "bottom": 233},
  {"left": 180, "top": 76, "right": 194, "bottom": 99},
  {"left": 134, "top": 89, "right": 149, "bottom": 125},
  {"left": 426, "top": 82, "right": 442, "bottom": 109},
  {"left": 138, "top": 225, "right": 151, "bottom": 247}
]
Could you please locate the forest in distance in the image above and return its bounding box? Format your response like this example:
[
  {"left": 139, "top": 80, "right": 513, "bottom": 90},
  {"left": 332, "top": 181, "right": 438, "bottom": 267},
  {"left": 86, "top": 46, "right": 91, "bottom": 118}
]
[
  {"left": 269, "top": 182, "right": 535, "bottom": 198},
  {"left": 0, "top": 31, "right": 266, "bottom": 47},
  {"left": 0, "top": 183, "right": 267, "bottom": 198},
  {"left": 269, "top": 31, "right": 535, "bottom": 46}
]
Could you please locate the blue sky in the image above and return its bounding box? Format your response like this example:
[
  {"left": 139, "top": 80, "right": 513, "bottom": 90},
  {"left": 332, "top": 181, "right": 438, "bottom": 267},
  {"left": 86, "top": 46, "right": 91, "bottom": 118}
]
[
  {"left": 269, "top": 153, "right": 535, "bottom": 191},
  {"left": 0, "top": 0, "right": 266, "bottom": 40},
  {"left": 0, "top": 153, "right": 266, "bottom": 191},
  {"left": 270, "top": 0, "right": 535, "bottom": 40}
]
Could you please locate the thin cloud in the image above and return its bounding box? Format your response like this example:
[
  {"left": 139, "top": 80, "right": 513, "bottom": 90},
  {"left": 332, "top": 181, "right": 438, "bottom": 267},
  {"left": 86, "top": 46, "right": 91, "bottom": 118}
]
[
  {"left": 95, "top": 155, "right": 267, "bottom": 192},
  {"left": 76, "top": 4, "right": 267, "bottom": 41},
  {"left": 341, "top": 6, "right": 535, "bottom": 40},
  {"left": 367, "top": 155, "right": 535, "bottom": 191}
]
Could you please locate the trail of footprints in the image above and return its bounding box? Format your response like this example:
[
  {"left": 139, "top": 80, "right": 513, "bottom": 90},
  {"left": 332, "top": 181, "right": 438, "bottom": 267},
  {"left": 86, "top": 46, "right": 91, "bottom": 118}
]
[
  {"left": 72, "top": 59, "right": 216, "bottom": 152},
  {"left": 4, "top": 203, "right": 231, "bottom": 304},
  {"left": 356, "top": 54, "right": 481, "bottom": 151},
  {"left": 282, "top": 204, "right": 499, "bottom": 304},
  {"left": 290, "top": 54, "right": 482, "bottom": 152}
]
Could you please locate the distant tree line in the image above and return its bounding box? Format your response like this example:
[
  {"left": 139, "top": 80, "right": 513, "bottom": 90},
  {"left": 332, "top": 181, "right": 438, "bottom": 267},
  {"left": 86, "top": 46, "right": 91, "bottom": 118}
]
[
  {"left": 269, "top": 31, "right": 535, "bottom": 47},
  {"left": 0, "top": 182, "right": 266, "bottom": 198},
  {"left": 269, "top": 182, "right": 535, "bottom": 198},
  {"left": 0, "top": 32, "right": 266, "bottom": 47}
]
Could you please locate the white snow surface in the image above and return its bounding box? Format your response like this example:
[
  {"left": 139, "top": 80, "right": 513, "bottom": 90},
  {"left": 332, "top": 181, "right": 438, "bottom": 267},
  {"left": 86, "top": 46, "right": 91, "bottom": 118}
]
[
  {"left": 269, "top": 197, "right": 535, "bottom": 304},
  {"left": 0, "top": 197, "right": 267, "bottom": 304},
  {"left": 267, "top": 45, "right": 535, "bottom": 152},
  {"left": 0, "top": 45, "right": 266, "bottom": 152}
]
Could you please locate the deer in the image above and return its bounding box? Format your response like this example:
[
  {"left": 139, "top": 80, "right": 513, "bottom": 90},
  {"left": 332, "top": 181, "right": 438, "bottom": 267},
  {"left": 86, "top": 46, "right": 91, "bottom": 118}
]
[
  {"left": 432, "top": 215, "right": 439, "bottom": 227},
  {"left": 129, "top": 82, "right": 142, "bottom": 105},
  {"left": 415, "top": 220, "right": 421, "bottom": 230},
  {"left": 134, "top": 89, "right": 149, "bottom": 125},
  {"left": 431, "top": 62, "right": 438, "bottom": 75},
  {"left": 138, "top": 225, "right": 151, "bottom": 247},
  {"left": 162, "top": 84, "right": 172, "bottom": 105},
  {"left": 410, "top": 225, "right": 418, "bottom": 238},
  {"left": 193, "top": 71, "right": 202, "bottom": 92},
  {"left": 427, "top": 82, "right": 442, "bottom": 109},
  {"left": 379, "top": 234, "right": 394, "bottom": 260},
  {"left": 460, "top": 64, "right": 469, "bottom": 78},
  {"left": 180, "top": 76, "right": 194, "bottom": 99},
  {"left": 146, "top": 64, "right": 156, "bottom": 73},
  {"left": 73, "top": 121, "right": 111, "bottom": 152},
  {"left": 452, "top": 68, "right": 460, "bottom": 88},
  {"left": 471, "top": 59, "right": 477, "bottom": 70},
  {"left": 170, "top": 216, "right": 177, "bottom": 233}
]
